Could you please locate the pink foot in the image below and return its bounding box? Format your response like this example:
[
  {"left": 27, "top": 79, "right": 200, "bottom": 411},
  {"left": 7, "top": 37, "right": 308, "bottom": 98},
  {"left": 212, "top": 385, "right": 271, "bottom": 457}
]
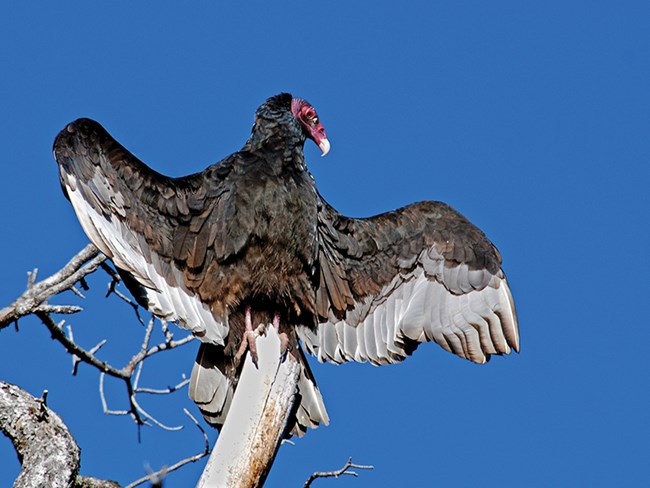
[
  {"left": 272, "top": 312, "right": 290, "bottom": 361},
  {"left": 235, "top": 307, "right": 266, "bottom": 368}
]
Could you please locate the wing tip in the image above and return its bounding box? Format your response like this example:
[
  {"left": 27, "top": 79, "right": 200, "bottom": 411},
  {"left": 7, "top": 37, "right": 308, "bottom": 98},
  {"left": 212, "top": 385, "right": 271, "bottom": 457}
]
[
  {"left": 500, "top": 277, "right": 520, "bottom": 354},
  {"left": 53, "top": 117, "right": 104, "bottom": 157}
]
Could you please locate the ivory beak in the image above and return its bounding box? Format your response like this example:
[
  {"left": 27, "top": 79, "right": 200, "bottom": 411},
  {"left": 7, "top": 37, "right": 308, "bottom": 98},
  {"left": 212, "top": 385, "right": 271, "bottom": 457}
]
[{"left": 318, "top": 138, "right": 331, "bottom": 157}]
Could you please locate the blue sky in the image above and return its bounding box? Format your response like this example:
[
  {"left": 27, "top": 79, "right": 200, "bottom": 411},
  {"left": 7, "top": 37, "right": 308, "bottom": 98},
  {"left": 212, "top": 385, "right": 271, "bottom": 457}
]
[{"left": 1, "top": 2, "right": 649, "bottom": 486}]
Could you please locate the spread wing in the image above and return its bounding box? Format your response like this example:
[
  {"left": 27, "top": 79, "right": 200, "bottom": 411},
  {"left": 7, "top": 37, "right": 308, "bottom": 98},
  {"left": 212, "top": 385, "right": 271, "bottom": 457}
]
[
  {"left": 53, "top": 118, "right": 235, "bottom": 345},
  {"left": 299, "top": 200, "right": 519, "bottom": 365}
]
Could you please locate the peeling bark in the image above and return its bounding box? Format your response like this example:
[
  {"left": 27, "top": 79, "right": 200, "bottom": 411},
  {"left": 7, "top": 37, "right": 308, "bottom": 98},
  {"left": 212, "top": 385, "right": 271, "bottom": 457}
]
[{"left": 0, "top": 381, "right": 120, "bottom": 488}]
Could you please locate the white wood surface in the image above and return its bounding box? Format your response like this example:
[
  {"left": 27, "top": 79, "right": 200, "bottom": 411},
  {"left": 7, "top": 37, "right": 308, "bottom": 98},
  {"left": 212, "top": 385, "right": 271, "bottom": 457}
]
[{"left": 197, "top": 326, "right": 300, "bottom": 488}]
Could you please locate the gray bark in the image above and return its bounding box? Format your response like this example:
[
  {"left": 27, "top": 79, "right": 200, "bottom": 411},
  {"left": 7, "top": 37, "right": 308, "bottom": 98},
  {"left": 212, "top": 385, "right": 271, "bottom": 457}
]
[{"left": 0, "top": 381, "right": 120, "bottom": 488}]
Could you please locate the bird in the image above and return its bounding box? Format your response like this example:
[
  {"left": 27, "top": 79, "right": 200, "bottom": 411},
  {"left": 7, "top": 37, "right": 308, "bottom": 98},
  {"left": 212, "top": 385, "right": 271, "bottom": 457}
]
[{"left": 53, "top": 93, "right": 519, "bottom": 437}]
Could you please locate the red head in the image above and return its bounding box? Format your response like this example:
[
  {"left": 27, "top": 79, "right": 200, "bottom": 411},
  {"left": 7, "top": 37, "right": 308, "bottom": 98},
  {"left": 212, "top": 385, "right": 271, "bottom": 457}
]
[{"left": 291, "top": 98, "right": 330, "bottom": 156}]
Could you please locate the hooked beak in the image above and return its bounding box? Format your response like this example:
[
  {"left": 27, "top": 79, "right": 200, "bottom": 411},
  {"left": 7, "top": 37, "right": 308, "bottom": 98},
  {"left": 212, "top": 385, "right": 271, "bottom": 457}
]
[{"left": 318, "top": 138, "right": 331, "bottom": 157}]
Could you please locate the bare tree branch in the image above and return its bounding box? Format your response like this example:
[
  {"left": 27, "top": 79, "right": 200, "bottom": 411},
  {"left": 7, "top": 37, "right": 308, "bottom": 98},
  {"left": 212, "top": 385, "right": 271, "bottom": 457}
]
[
  {"left": 0, "top": 381, "right": 121, "bottom": 488},
  {"left": 36, "top": 312, "right": 127, "bottom": 378},
  {"left": 0, "top": 244, "right": 105, "bottom": 330},
  {"left": 134, "top": 377, "right": 190, "bottom": 395},
  {"left": 197, "top": 327, "right": 301, "bottom": 488},
  {"left": 304, "top": 457, "right": 374, "bottom": 487},
  {"left": 35, "top": 304, "right": 83, "bottom": 315},
  {"left": 1, "top": 245, "right": 196, "bottom": 429},
  {"left": 1, "top": 246, "right": 204, "bottom": 484},
  {"left": 103, "top": 263, "right": 146, "bottom": 326},
  {"left": 124, "top": 409, "right": 210, "bottom": 488}
]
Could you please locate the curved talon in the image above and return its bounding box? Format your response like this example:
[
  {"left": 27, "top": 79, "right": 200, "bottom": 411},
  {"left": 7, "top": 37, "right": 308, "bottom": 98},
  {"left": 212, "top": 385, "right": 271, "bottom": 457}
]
[
  {"left": 235, "top": 309, "right": 291, "bottom": 367},
  {"left": 235, "top": 307, "right": 265, "bottom": 368},
  {"left": 272, "top": 312, "right": 290, "bottom": 362},
  {"left": 236, "top": 330, "right": 260, "bottom": 368}
]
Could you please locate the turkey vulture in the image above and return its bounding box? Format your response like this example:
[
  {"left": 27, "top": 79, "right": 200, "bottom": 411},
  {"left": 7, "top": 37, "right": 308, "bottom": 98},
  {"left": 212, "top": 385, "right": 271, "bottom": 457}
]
[{"left": 53, "top": 93, "right": 519, "bottom": 436}]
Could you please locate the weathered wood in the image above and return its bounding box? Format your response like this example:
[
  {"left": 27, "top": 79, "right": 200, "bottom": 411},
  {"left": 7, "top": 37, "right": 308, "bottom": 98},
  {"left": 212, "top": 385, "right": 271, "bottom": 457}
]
[
  {"left": 197, "top": 326, "right": 300, "bottom": 488},
  {"left": 0, "top": 382, "right": 80, "bottom": 487},
  {"left": 0, "top": 381, "right": 121, "bottom": 488}
]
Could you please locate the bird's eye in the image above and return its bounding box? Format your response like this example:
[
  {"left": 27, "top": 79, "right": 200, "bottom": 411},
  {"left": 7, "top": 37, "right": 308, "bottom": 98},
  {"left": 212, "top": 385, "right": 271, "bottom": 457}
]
[{"left": 301, "top": 106, "right": 319, "bottom": 126}]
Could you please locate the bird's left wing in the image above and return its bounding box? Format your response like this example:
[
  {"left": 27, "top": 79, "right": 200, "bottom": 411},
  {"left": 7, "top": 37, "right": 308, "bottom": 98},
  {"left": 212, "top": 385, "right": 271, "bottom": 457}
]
[
  {"left": 53, "top": 118, "right": 231, "bottom": 345},
  {"left": 299, "top": 199, "right": 519, "bottom": 365}
]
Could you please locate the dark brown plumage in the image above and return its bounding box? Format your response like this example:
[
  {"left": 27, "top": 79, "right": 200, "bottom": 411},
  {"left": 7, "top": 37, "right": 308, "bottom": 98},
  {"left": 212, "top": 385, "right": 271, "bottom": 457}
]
[{"left": 53, "top": 93, "right": 519, "bottom": 436}]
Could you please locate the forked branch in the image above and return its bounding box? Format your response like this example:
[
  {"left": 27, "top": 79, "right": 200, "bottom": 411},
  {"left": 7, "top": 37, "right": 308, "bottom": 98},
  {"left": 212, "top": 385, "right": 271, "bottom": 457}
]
[
  {"left": 0, "top": 246, "right": 205, "bottom": 486},
  {"left": 304, "top": 457, "right": 374, "bottom": 487},
  {"left": 0, "top": 244, "right": 104, "bottom": 330}
]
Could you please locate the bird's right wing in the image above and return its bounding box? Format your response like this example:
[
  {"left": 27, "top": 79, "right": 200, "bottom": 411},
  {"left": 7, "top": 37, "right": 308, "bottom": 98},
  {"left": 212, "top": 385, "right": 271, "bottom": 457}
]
[{"left": 53, "top": 118, "right": 233, "bottom": 345}]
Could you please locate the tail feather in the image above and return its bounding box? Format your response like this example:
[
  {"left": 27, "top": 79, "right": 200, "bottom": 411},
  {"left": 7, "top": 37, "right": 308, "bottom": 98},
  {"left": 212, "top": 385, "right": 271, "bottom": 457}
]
[
  {"left": 290, "top": 346, "right": 329, "bottom": 437},
  {"left": 189, "top": 342, "right": 328, "bottom": 436},
  {"left": 189, "top": 343, "right": 234, "bottom": 428}
]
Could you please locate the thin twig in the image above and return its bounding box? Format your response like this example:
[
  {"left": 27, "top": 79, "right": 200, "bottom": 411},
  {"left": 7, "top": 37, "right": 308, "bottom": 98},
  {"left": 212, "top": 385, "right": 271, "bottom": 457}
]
[
  {"left": 161, "top": 320, "right": 173, "bottom": 343},
  {"left": 70, "top": 285, "right": 86, "bottom": 299},
  {"left": 37, "top": 313, "right": 126, "bottom": 379},
  {"left": 100, "top": 261, "right": 121, "bottom": 281},
  {"left": 27, "top": 269, "right": 38, "bottom": 289},
  {"left": 75, "top": 339, "right": 108, "bottom": 375},
  {"left": 102, "top": 262, "right": 147, "bottom": 326},
  {"left": 94, "top": 327, "right": 192, "bottom": 430},
  {"left": 67, "top": 325, "right": 80, "bottom": 375},
  {"left": 99, "top": 373, "right": 129, "bottom": 416},
  {"left": 304, "top": 458, "right": 374, "bottom": 487},
  {"left": 42, "top": 306, "right": 193, "bottom": 429},
  {"left": 125, "top": 332, "right": 195, "bottom": 372},
  {"left": 135, "top": 377, "right": 190, "bottom": 395},
  {"left": 143, "top": 334, "right": 196, "bottom": 361},
  {"left": 130, "top": 395, "right": 183, "bottom": 431},
  {"left": 124, "top": 409, "right": 211, "bottom": 488}
]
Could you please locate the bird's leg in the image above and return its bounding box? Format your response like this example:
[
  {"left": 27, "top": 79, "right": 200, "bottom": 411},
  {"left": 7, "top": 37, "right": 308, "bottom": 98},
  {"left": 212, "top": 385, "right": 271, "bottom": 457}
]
[
  {"left": 235, "top": 307, "right": 265, "bottom": 368},
  {"left": 272, "top": 312, "right": 290, "bottom": 362}
]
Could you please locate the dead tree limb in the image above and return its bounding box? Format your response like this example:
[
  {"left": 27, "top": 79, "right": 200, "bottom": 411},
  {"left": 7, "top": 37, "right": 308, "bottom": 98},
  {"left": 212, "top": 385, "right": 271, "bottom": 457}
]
[
  {"left": 197, "top": 326, "right": 301, "bottom": 488},
  {"left": 0, "top": 244, "right": 105, "bottom": 330},
  {"left": 1, "top": 245, "right": 196, "bottom": 429},
  {"left": 0, "top": 381, "right": 120, "bottom": 488},
  {"left": 0, "top": 246, "right": 206, "bottom": 484}
]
